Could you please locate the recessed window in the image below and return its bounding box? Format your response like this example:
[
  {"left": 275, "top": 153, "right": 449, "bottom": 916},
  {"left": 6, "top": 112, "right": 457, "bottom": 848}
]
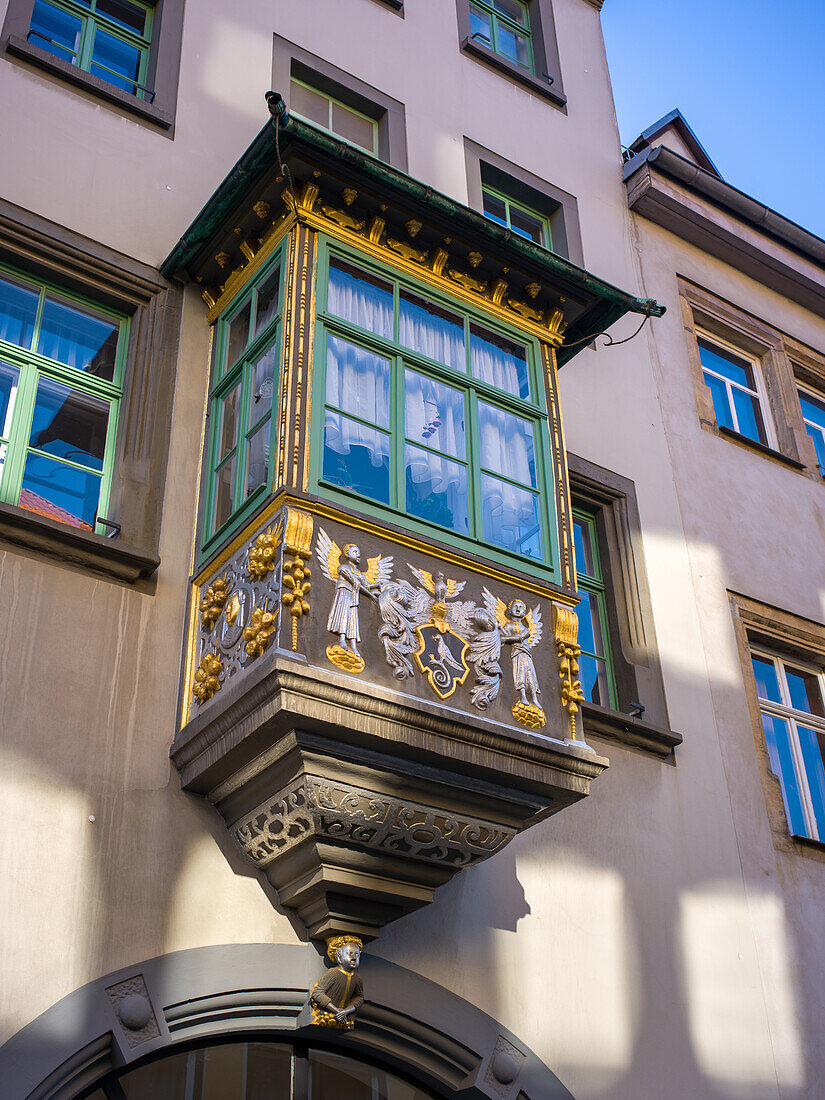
[
  {"left": 697, "top": 333, "right": 771, "bottom": 445},
  {"left": 751, "top": 649, "right": 825, "bottom": 842},
  {"left": 202, "top": 253, "right": 285, "bottom": 548},
  {"left": 469, "top": 0, "right": 533, "bottom": 72},
  {"left": 27, "top": 0, "right": 153, "bottom": 99},
  {"left": 572, "top": 509, "right": 616, "bottom": 708},
  {"left": 799, "top": 386, "right": 825, "bottom": 475},
  {"left": 482, "top": 184, "right": 551, "bottom": 248},
  {"left": 290, "top": 77, "right": 379, "bottom": 155},
  {"left": 317, "top": 250, "right": 553, "bottom": 568},
  {"left": 0, "top": 262, "right": 126, "bottom": 531}
]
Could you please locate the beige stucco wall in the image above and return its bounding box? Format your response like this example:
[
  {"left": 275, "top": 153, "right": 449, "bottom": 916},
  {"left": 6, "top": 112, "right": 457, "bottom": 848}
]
[{"left": 0, "top": 0, "right": 820, "bottom": 1097}]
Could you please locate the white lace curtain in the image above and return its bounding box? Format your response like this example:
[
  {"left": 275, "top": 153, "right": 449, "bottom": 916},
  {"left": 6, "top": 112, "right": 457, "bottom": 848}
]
[{"left": 324, "top": 334, "right": 390, "bottom": 466}]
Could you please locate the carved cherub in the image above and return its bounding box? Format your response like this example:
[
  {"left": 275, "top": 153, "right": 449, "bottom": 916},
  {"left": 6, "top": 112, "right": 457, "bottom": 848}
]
[
  {"left": 317, "top": 529, "right": 392, "bottom": 671},
  {"left": 483, "top": 589, "right": 544, "bottom": 726},
  {"left": 310, "top": 935, "right": 365, "bottom": 1030}
]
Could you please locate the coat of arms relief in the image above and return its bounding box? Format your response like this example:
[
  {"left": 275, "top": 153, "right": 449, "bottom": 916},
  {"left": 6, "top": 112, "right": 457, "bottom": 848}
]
[{"left": 315, "top": 527, "right": 547, "bottom": 730}]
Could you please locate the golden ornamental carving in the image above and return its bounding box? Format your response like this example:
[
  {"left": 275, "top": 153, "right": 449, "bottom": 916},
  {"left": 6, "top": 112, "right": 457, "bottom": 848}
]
[
  {"left": 325, "top": 644, "right": 366, "bottom": 674},
  {"left": 243, "top": 603, "right": 277, "bottom": 658},
  {"left": 546, "top": 307, "right": 568, "bottom": 338},
  {"left": 201, "top": 288, "right": 217, "bottom": 309},
  {"left": 491, "top": 278, "right": 508, "bottom": 305},
  {"left": 282, "top": 508, "right": 314, "bottom": 651},
  {"left": 199, "top": 576, "right": 229, "bottom": 630},
  {"left": 552, "top": 604, "right": 585, "bottom": 740},
  {"left": 225, "top": 592, "right": 241, "bottom": 626},
  {"left": 386, "top": 238, "right": 428, "bottom": 264},
  {"left": 253, "top": 201, "right": 271, "bottom": 219},
  {"left": 341, "top": 188, "right": 358, "bottom": 206},
  {"left": 192, "top": 651, "right": 222, "bottom": 705},
  {"left": 508, "top": 298, "right": 544, "bottom": 324},
  {"left": 446, "top": 268, "right": 487, "bottom": 294},
  {"left": 246, "top": 518, "right": 284, "bottom": 580},
  {"left": 320, "top": 204, "right": 366, "bottom": 232},
  {"left": 367, "top": 216, "right": 385, "bottom": 244},
  {"left": 467, "top": 251, "right": 483, "bottom": 267},
  {"left": 239, "top": 239, "right": 257, "bottom": 262},
  {"left": 214, "top": 251, "right": 232, "bottom": 269},
  {"left": 525, "top": 282, "right": 541, "bottom": 299},
  {"left": 405, "top": 219, "right": 422, "bottom": 238},
  {"left": 316, "top": 527, "right": 391, "bottom": 673},
  {"left": 430, "top": 248, "right": 448, "bottom": 276}
]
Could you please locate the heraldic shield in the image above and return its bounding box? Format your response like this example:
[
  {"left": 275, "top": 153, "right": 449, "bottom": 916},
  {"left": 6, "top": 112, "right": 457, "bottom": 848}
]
[{"left": 414, "top": 623, "right": 470, "bottom": 699}]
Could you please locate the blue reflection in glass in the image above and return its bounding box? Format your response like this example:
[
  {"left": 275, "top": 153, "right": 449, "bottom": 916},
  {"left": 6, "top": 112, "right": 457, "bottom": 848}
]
[
  {"left": 762, "top": 713, "right": 807, "bottom": 836},
  {"left": 91, "top": 28, "right": 141, "bottom": 92},
  {"left": 29, "top": 378, "right": 108, "bottom": 471},
  {"left": 752, "top": 656, "right": 782, "bottom": 703},
  {"left": 798, "top": 725, "right": 825, "bottom": 840},
  {"left": 29, "top": 0, "right": 81, "bottom": 61},
  {"left": 323, "top": 410, "right": 390, "bottom": 504},
  {"left": 20, "top": 453, "right": 102, "bottom": 529},
  {"left": 38, "top": 294, "right": 118, "bottom": 378},
  {"left": 702, "top": 371, "right": 734, "bottom": 430},
  {"left": 0, "top": 273, "right": 38, "bottom": 349}
]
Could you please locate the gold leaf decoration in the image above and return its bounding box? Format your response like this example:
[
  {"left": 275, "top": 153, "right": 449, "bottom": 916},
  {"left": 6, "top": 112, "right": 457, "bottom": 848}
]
[
  {"left": 243, "top": 604, "right": 277, "bottom": 658},
  {"left": 199, "top": 576, "right": 228, "bottom": 630},
  {"left": 193, "top": 651, "right": 222, "bottom": 705},
  {"left": 247, "top": 519, "right": 284, "bottom": 580},
  {"left": 282, "top": 508, "right": 313, "bottom": 651}
]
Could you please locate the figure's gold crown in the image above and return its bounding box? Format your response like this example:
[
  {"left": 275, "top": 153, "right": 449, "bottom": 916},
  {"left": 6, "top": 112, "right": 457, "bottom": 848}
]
[{"left": 326, "top": 934, "right": 363, "bottom": 961}]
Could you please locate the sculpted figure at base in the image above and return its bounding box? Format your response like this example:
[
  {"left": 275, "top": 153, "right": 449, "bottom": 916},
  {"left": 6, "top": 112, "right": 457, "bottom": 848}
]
[
  {"left": 310, "top": 935, "right": 365, "bottom": 1029},
  {"left": 316, "top": 529, "right": 392, "bottom": 673}
]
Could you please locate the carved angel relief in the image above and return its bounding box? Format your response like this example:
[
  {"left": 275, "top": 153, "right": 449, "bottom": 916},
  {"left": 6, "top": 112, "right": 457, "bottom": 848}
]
[
  {"left": 316, "top": 528, "right": 392, "bottom": 673},
  {"left": 314, "top": 533, "right": 548, "bottom": 729}
]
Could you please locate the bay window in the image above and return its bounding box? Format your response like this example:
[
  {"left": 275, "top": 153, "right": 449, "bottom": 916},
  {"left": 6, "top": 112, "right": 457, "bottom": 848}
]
[{"left": 314, "top": 248, "right": 556, "bottom": 571}]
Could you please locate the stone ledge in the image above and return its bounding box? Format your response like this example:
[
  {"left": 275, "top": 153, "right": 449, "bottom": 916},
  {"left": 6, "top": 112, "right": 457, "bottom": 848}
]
[{"left": 582, "top": 701, "right": 682, "bottom": 758}]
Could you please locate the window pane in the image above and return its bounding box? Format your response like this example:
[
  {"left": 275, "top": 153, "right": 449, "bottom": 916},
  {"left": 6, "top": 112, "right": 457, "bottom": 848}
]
[
  {"left": 331, "top": 101, "right": 376, "bottom": 152},
  {"left": 29, "top": 0, "right": 81, "bottom": 61},
  {"left": 698, "top": 339, "right": 755, "bottom": 391},
  {"left": 20, "top": 453, "right": 102, "bottom": 529},
  {"left": 800, "top": 392, "right": 825, "bottom": 473},
  {"left": 509, "top": 204, "right": 546, "bottom": 246},
  {"left": 497, "top": 24, "right": 531, "bottom": 69},
  {"left": 326, "top": 334, "right": 390, "bottom": 428},
  {"left": 290, "top": 79, "right": 329, "bottom": 127},
  {"left": 0, "top": 272, "right": 39, "bottom": 349},
  {"left": 218, "top": 382, "right": 241, "bottom": 460},
  {"left": 405, "top": 443, "right": 469, "bottom": 534},
  {"left": 761, "top": 713, "right": 807, "bottom": 836},
  {"left": 573, "top": 518, "right": 595, "bottom": 577},
  {"left": 29, "top": 378, "right": 109, "bottom": 471},
  {"left": 784, "top": 665, "right": 824, "bottom": 717},
  {"left": 469, "top": 5, "right": 492, "bottom": 43},
  {"left": 470, "top": 325, "right": 529, "bottom": 399},
  {"left": 96, "top": 0, "right": 146, "bottom": 36},
  {"left": 400, "top": 291, "right": 465, "bottom": 372},
  {"left": 226, "top": 303, "right": 251, "bottom": 369},
  {"left": 0, "top": 362, "right": 20, "bottom": 440},
  {"left": 731, "top": 386, "right": 767, "bottom": 444},
  {"left": 327, "top": 258, "right": 393, "bottom": 339},
  {"left": 309, "top": 1048, "right": 434, "bottom": 1100},
  {"left": 213, "top": 455, "right": 236, "bottom": 530},
  {"left": 798, "top": 725, "right": 825, "bottom": 840},
  {"left": 482, "top": 190, "right": 508, "bottom": 228},
  {"left": 493, "top": 0, "right": 529, "bottom": 26},
  {"left": 249, "top": 345, "right": 276, "bottom": 427},
  {"left": 577, "top": 591, "right": 605, "bottom": 658},
  {"left": 481, "top": 473, "right": 542, "bottom": 558},
  {"left": 478, "top": 402, "right": 536, "bottom": 487},
  {"left": 255, "top": 264, "right": 281, "bottom": 335},
  {"left": 38, "top": 294, "right": 118, "bottom": 379},
  {"left": 752, "top": 655, "right": 782, "bottom": 703},
  {"left": 323, "top": 410, "right": 390, "bottom": 504},
  {"left": 246, "top": 419, "right": 271, "bottom": 498},
  {"left": 803, "top": 421, "right": 825, "bottom": 475},
  {"left": 404, "top": 370, "right": 465, "bottom": 459},
  {"left": 702, "top": 370, "right": 735, "bottom": 431},
  {"left": 579, "top": 652, "right": 609, "bottom": 707},
  {"left": 91, "top": 29, "right": 142, "bottom": 93}
]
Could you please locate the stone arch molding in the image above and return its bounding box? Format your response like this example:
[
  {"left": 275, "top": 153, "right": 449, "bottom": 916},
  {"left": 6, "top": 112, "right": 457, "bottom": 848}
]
[{"left": 0, "top": 944, "right": 574, "bottom": 1100}]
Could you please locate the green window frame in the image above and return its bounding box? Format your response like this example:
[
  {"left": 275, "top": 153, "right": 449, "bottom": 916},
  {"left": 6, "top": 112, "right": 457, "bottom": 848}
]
[
  {"left": 27, "top": 0, "right": 154, "bottom": 100},
  {"left": 200, "top": 249, "right": 286, "bottom": 559},
  {"left": 469, "top": 0, "right": 534, "bottom": 73},
  {"left": 311, "top": 240, "right": 559, "bottom": 580},
  {"left": 289, "top": 77, "right": 379, "bottom": 156},
  {"left": 572, "top": 508, "right": 617, "bottom": 708},
  {"left": 0, "top": 261, "right": 128, "bottom": 533},
  {"left": 481, "top": 185, "right": 552, "bottom": 250}
]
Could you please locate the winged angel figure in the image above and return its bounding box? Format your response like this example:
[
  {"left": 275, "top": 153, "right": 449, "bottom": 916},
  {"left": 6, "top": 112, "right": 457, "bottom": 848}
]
[
  {"left": 483, "top": 589, "right": 545, "bottom": 727},
  {"left": 316, "top": 528, "right": 393, "bottom": 673}
]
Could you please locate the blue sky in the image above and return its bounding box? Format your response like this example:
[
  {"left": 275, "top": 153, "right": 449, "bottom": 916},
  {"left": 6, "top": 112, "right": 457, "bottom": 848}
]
[{"left": 602, "top": 0, "right": 825, "bottom": 239}]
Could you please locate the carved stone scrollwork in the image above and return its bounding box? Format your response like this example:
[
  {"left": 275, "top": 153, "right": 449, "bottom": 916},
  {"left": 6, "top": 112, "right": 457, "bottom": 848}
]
[
  {"left": 232, "top": 776, "right": 516, "bottom": 870},
  {"left": 552, "top": 603, "right": 586, "bottom": 740}
]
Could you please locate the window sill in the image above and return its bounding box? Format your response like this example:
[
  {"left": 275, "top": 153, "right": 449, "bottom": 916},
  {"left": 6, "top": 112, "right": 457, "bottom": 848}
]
[
  {"left": 460, "top": 36, "right": 566, "bottom": 107},
  {"left": 0, "top": 500, "right": 159, "bottom": 582},
  {"left": 5, "top": 36, "right": 173, "bottom": 129},
  {"left": 581, "top": 700, "right": 682, "bottom": 758},
  {"left": 792, "top": 834, "right": 825, "bottom": 855},
  {"left": 717, "top": 426, "right": 806, "bottom": 470}
]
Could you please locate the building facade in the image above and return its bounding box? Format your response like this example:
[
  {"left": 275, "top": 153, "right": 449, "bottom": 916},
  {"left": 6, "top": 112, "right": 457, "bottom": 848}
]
[{"left": 0, "top": 1, "right": 822, "bottom": 1097}]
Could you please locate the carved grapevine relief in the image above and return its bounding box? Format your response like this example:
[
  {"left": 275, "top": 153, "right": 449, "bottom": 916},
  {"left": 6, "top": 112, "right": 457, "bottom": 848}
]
[{"left": 315, "top": 533, "right": 553, "bottom": 730}]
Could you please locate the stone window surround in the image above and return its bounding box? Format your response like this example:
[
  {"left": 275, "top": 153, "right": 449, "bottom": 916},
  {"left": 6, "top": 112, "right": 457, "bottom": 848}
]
[
  {"left": 568, "top": 452, "right": 679, "bottom": 758},
  {"left": 679, "top": 277, "right": 824, "bottom": 476},
  {"left": 729, "top": 590, "right": 825, "bottom": 861},
  {"left": 0, "top": 198, "right": 183, "bottom": 583},
  {"left": 273, "top": 34, "right": 408, "bottom": 172},
  {"left": 0, "top": 0, "right": 186, "bottom": 133},
  {"left": 454, "top": 0, "right": 566, "bottom": 108},
  {"left": 463, "top": 137, "right": 584, "bottom": 266}
]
